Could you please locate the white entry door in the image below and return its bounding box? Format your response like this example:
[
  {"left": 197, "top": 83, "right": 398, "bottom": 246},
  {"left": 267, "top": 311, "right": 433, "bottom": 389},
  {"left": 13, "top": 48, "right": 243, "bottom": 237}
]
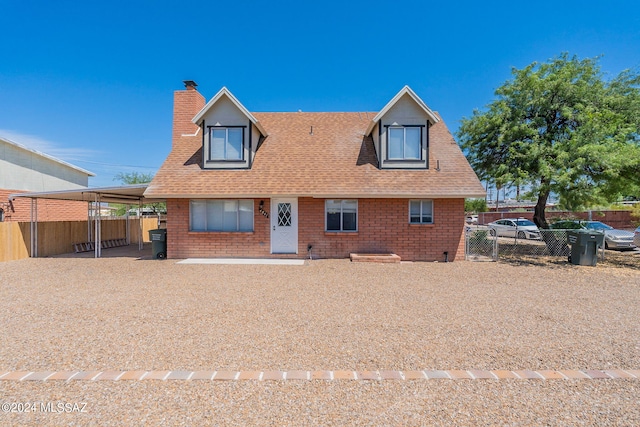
[{"left": 271, "top": 198, "right": 298, "bottom": 254}]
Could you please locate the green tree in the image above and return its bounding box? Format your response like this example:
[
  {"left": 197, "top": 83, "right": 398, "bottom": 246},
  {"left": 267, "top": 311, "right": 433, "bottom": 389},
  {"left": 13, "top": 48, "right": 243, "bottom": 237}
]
[
  {"left": 112, "top": 172, "right": 165, "bottom": 216},
  {"left": 457, "top": 54, "right": 640, "bottom": 229},
  {"left": 113, "top": 171, "right": 155, "bottom": 185},
  {"left": 465, "top": 198, "right": 487, "bottom": 213}
]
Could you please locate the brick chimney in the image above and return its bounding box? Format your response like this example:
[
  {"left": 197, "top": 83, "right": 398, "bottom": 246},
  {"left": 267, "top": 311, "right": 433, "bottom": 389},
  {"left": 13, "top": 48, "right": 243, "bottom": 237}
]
[{"left": 172, "top": 80, "right": 206, "bottom": 145}]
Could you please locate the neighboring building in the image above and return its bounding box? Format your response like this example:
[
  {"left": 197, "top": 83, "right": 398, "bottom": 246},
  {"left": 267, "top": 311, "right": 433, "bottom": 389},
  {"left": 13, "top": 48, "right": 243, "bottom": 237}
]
[
  {"left": 145, "top": 82, "right": 485, "bottom": 261},
  {"left": 0, "top": 136, "right": 94, "bottom": 221}
]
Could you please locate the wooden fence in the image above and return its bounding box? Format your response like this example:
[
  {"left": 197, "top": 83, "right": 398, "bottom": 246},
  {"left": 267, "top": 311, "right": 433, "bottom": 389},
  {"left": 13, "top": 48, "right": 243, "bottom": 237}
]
[{"left": 0, "top": 218, "right": 159, "bottom": 262}]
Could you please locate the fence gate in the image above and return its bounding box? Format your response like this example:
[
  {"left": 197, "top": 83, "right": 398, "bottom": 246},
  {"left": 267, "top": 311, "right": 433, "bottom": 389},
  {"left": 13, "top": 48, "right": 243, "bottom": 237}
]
[{"left": 465, "top": 227, "right": 498, "bottom": 261}]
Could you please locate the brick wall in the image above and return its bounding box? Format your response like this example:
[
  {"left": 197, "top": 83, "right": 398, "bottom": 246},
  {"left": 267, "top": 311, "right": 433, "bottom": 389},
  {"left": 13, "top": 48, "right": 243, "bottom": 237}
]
[
  {"left": 167, "top": 198, "right": 466, "bottom": 261},
  {"left": 478, "top": 210, "right": 635, "bottom": 230},
  {"left": 0, "top": 189, "right": 88, "bottom": 222},
  {"left": 172, "top": 86, "right": 205, "bottom": 145},
  {"left": 166, "top": 199, "right": 271, "bottom": 259}
]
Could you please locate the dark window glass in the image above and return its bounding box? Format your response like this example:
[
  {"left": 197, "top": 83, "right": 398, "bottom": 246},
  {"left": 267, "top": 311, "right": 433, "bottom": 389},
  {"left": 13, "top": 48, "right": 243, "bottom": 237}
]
[
  {"left": 327, "top": 213, "right": 341, "bottom": 231},
  {"left": 326, "top": 200, "right": 357, "bottom": 232}
]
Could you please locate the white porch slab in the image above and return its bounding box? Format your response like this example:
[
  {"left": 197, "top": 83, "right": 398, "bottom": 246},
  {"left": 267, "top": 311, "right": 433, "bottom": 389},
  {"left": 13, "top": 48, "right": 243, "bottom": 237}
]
[{"left": 177, "top": 258, "right": 305, "bottom": 265}]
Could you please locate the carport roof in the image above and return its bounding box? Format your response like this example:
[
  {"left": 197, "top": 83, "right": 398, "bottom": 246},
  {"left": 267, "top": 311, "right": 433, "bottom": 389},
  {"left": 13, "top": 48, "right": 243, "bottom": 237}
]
[{"left": 8, "top": 184, "right": 165, "bottom": 205}]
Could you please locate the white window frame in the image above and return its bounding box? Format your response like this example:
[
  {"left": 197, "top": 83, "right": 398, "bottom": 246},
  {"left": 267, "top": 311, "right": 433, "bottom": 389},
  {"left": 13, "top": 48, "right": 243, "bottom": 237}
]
[
  {"left": 388, "top": 126, "right": 422, "bottom": 160},
  {"left": 209, "top": 127, "right": 244, "bottom": 161},
  {"left": 325, "top": 200, "right": 358, "bottom": 232},
  {"left": 409, "top": 200, "right": 433, "bottom": 224},
  {"left": 190, "top": 199, "right": 254, "bottom": 232}
]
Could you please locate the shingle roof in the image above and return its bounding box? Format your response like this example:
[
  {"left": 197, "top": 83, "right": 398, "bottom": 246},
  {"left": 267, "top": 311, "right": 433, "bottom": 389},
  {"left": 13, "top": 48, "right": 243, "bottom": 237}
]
[{"left": 145, "top": 111, "right": 485, "bottom": 198}]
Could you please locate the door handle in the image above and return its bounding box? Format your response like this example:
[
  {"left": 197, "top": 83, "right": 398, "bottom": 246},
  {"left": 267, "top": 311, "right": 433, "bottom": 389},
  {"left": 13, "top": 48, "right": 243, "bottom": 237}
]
[{"left": 273, "top": 226, "right": 275, "bottom": 231}]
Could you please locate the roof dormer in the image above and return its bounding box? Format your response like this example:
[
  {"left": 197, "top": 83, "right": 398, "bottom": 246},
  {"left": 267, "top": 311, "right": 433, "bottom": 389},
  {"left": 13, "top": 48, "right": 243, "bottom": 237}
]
[
  {"left": 366, "top": 86, "right": 439, "bottom": 170},
  {"left": 192, "top": 87, "right": 267, "bottom": 169}
]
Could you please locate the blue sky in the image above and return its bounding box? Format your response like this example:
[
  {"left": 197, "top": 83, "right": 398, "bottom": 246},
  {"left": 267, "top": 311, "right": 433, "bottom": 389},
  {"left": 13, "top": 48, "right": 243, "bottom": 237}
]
[{"left": 1, "top": 0, "right": 639, "bottom": 187}]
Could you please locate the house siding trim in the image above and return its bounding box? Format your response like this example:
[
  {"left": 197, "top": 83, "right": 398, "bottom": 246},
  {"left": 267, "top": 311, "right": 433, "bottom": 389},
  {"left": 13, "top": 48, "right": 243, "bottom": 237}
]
[{"left": 248, "top": 120, "right": 253, "bottom": 168}]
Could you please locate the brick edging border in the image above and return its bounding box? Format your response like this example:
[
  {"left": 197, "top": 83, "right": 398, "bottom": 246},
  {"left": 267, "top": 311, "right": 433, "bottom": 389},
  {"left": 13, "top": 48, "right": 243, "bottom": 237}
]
[{"left": 0, "top": 369, "right": 638, "bottom": 381}]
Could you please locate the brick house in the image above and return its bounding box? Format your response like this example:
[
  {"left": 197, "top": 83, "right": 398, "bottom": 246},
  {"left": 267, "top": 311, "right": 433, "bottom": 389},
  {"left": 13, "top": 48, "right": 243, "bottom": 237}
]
[
  {"left": 144, "top": 82, "right": 485, "bottom": 261},
  {"left": 0, "top": 136, "right": 94, "bottom": 222}
]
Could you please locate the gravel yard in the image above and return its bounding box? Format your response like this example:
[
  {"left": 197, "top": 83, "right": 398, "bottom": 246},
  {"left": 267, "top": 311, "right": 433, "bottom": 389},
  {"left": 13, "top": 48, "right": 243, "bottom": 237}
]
[{"left": 1, "top": 253, "right": 639, "bottom": 425}]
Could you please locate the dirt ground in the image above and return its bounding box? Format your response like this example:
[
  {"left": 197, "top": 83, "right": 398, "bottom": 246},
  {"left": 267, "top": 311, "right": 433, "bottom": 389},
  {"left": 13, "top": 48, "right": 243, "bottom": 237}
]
[{"left": 0, "top": 253, "right": 638, "bottom": 425}]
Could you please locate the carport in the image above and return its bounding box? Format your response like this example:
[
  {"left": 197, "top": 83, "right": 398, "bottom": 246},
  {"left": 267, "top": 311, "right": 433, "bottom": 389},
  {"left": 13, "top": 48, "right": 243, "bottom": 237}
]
[{"left": 9, "top": 184, "right": 165, "bottom": 258}]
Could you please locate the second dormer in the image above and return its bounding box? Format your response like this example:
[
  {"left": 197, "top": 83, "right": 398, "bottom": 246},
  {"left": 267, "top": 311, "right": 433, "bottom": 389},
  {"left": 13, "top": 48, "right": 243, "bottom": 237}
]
[
  {"left": 366, "top": 86, "right": 439, "bottom": 169},
  {"left": 192, "top": 87, "right": 267, "bottom": 169}
]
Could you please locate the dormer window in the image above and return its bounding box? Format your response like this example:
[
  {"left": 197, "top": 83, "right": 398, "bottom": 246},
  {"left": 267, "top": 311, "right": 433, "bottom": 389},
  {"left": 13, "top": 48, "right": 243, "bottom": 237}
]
[
  {"left": 388, "top": 126, "right": 422, "bottom": 160},
  {"left": 193, "top": 87, "right": 267, "bottom": 170},
  {"left": 366, "top": 86, "right": 438, "bottom": 170},
  {"left": 209, "top": 127, "right": 244, "bottom": 161}
]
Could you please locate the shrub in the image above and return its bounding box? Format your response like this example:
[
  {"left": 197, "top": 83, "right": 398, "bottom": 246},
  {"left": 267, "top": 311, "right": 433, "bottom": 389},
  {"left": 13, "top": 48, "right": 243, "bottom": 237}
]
[{"left": 631, "top": 204, "right": 640, "bottom": 226}]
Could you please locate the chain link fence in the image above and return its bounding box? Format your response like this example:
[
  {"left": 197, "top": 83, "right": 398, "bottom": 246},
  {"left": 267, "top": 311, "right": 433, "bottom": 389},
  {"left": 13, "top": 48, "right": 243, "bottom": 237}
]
[
  {"left": 465, "top": 227, "right": 605, "bottom": 262},
  {"left": 465, "top": 228, "right": 497, "bottom": 261}
]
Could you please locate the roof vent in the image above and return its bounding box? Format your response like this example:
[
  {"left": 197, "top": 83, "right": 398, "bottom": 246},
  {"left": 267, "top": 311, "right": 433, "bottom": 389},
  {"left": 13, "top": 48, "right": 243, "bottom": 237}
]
[{"left": 183, "top": 80, "right": 198, "bottom": 90}]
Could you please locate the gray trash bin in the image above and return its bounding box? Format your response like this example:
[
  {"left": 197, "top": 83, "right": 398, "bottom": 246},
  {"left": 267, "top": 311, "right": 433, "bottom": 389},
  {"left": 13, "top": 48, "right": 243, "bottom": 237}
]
[
  {"left": 567, "top": 230, "right": 604, "bottom": 266},
  {"left": 148, "top": 229, "right": 167, "bottom": 259}
]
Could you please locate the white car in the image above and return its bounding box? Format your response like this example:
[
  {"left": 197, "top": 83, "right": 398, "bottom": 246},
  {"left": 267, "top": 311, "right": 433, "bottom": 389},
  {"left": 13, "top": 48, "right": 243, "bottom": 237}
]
[
  {"left": 487, "top": 218, "right": 541, "bottom": 240},
  {"left": 583, "top": 221, "right": 636, "bottom": 250}
]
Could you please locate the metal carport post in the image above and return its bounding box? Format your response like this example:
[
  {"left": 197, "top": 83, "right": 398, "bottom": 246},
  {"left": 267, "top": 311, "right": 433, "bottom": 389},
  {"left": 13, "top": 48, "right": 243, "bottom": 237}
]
[
  {"left": 138, "top": 200, "right": 143, "bottom": 251},
  {"left": 94, "top": 193, "right": 101, "bottom": 258},
  {"left": 30, "top": 198, "right": 38, "bottom": 258}
]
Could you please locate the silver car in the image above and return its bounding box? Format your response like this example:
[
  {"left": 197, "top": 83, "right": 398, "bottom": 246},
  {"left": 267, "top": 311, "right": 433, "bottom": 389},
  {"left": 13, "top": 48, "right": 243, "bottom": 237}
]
[
  {"left": 487, "top": 218, "right": 541, "bottom": 239},
  {"left": 582, "top": 221, "right": 636, "bottom": 250},
  {"left": 635, "top": 226, "right": 640, "bottom": 248}
]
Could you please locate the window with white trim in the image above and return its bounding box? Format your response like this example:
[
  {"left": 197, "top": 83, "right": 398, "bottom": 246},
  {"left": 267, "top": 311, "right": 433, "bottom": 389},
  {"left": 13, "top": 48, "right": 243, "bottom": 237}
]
[
  {"left": 190, "top": 200, "right": 253, "bottom": 232},
  {"left": 388, "top": 126, "right": 421, "bottom": 160},
  {"left": 209, "top": 127, "right": 243, "bottom": 160},
  {"left": 409, "top": 200, "right": 433, "bottom": 224},
  {"left": 326, "top": 200, "right": 357, "bottom": 232}
]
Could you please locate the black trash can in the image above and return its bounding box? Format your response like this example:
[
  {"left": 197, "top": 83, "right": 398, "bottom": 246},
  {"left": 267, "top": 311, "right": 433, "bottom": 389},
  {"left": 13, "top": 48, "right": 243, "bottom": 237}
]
[
  {"left": 148, "top": 229, "right": 167, "bottom": 259},
  {"left": 567, "top": 230, "right": 604, "bottom": 266}
]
